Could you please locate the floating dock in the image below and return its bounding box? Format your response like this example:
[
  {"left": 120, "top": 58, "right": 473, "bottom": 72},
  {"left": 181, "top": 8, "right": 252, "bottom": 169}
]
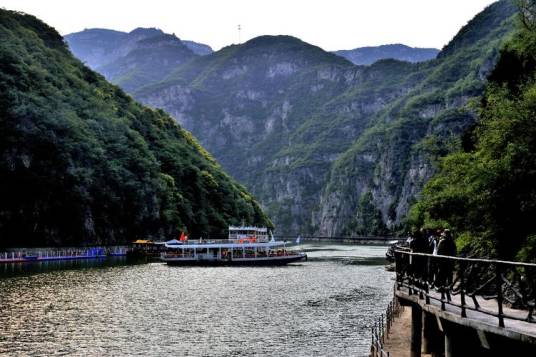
[{"left": 0, "top": 247, "right": 127, "bottom": 264}]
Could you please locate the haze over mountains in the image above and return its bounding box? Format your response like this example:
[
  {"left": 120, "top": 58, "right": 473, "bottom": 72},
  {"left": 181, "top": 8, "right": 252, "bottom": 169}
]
[
  {"left": 65, "top": 0, "right": 517, "bottom": 236},
  {"left": 65, "top": 28, "right": 213, "bottom": 91},
  {"left": 333, "top": 44, "right": 439, "bottom": 65}
]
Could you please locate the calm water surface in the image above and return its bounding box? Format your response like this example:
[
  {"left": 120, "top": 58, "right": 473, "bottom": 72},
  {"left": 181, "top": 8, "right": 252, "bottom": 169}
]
[{"left": 0, "top": 244, "right": 393, "bottom": 356}]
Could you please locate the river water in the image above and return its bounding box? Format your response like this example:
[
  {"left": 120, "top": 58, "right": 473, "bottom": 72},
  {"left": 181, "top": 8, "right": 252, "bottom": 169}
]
[{"left": 0, "top": 244, "right": 394, "bottom": 357}]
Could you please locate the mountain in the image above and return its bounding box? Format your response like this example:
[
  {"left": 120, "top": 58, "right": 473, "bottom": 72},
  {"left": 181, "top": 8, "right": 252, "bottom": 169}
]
[
  {"left": 65, "top": 28, "right": 213, "bottom": 91},
  {"left": 96, "top": 33, "right": 198, "bottom": 92},
  {"left": 65, "top": 1, "right": 518, "bottom": 236},
  {"left": 333, "top": 44, "right": 439, "bottom": 65},
  {"left": 0, "top": 10, "right": 270, "bottom": 248}
]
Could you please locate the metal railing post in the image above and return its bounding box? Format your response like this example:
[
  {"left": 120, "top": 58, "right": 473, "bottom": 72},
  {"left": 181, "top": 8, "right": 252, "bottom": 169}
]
[
  {"left": 496, "top": 262, "right": 505, "bottom": 327},
  {"left": 460, "top": 260, "right": 467, "bottom": 318}
]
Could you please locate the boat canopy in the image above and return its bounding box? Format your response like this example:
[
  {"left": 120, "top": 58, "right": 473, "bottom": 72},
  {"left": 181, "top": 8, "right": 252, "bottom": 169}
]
[
  {"left": 165, "top": 241, "right": 285, "bottom": 249},
  {"left": 133, "top": 239, "right": 153, "bottom": 244},
  {"left": 228, "top": 226, "right": 268, "bottom": 232}
]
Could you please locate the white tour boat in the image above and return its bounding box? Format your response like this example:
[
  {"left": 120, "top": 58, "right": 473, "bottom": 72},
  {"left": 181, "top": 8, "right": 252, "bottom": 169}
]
[{"left": 161, "top": 226, "right": 307, "bottom": 266}]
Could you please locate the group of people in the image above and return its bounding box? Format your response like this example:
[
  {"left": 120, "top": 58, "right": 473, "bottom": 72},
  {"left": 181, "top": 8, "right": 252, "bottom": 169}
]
[
  {"left": 407, "top": 228, "right": 457, "bottom": 289},
  {"left": 408, "top": 228, "right": 457, "bottom": 257}
]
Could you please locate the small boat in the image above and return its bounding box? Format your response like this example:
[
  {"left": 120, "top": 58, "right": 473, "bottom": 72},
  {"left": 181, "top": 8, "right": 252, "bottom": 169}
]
[
  {"left": 23, "top": 254, "right": 38, "bottom": 261},
  {"left": 126, "top": 239, "right": 166, "bottom": 261},
  {"left": 161, "top": 226, "right": 307, "bottom": 266}
]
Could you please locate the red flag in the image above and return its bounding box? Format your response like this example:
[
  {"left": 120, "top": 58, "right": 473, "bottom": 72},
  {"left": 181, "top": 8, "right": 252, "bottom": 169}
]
[{"left": 179, "top": 232, "right": 186, "bottom": 241}]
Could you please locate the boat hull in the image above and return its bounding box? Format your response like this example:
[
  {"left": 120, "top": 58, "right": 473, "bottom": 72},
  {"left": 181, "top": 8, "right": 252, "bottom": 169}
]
[{"left": 163, "top": 254, "right": 307, "bottom": 266}]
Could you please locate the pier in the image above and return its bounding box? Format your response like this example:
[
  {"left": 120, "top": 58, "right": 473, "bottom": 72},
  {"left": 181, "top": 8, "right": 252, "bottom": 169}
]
[
  {"left": 392, "top": 250, "right": 536, "bottom": 356},
  {"left": 0, "top": 247, "right": 127, "bottom": 263}
]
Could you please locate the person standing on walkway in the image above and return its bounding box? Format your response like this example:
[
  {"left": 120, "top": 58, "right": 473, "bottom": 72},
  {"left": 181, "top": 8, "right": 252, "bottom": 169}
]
[
  {"left": 436, "top": 229, "right": 456, "bottom": 288},
  {"left": 410, "top": 228, "right": 429, "bottom": 286},
  {"left": 426, "top": 229, "right": 439, "bottom": 284}
]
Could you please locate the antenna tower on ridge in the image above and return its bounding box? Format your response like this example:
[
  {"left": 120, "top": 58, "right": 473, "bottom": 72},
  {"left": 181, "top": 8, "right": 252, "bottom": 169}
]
[{"left": 238, "top": 24, "right": 242, "bottom": 44}]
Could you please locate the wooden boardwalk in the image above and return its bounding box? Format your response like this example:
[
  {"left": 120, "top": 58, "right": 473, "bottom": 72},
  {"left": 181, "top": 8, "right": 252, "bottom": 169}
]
[
  {"left": 392, "top": 250, "right": 536, "bottom": 356},
  {"left": 397, "top": 287, "right": 536, "bottom": 344}
]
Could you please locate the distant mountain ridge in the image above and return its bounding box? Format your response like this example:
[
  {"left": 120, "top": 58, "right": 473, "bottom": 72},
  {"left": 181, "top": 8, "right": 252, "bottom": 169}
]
[
  {"left": 65, "top": 28, "right": 213, "bottom": 91},
  {"left": 333, "top": 44, "right": 439, "bottom": 65}
]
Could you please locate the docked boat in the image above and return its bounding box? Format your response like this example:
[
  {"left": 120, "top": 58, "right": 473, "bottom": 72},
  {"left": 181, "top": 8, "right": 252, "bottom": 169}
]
[{"left": 161, "top": 226, "right": 307, "bottom": 266}]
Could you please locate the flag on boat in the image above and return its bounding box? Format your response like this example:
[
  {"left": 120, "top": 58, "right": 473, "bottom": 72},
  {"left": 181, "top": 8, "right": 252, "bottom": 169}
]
[{"left": 179, "top": 231, "right": 188, "bottom": 241}]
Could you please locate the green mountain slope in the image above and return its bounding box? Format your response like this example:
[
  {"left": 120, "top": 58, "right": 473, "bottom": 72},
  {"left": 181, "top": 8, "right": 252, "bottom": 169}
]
[
  {"left": 0, "top": 10, "right": 270, "bottom": 248},
  {"left": 409, "top": 13, "right": 536, "bottom": 261}
]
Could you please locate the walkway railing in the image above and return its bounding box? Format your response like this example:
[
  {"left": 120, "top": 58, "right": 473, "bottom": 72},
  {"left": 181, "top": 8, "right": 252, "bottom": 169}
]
[
  {"left": 370, "top": 291, "right": 404, "bottom": 357},
  {"left": 394, "top": 249, "right": 536, "bottom": 327}
]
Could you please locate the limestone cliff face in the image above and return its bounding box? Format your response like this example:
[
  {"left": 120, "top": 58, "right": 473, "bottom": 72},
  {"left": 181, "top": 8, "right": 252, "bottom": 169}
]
[
  {"left": 134, "top": 42, "right": 421, "bottom": 234},
  {"left": 65, "top": 1, "right": 517, "bottom": 236},
  {"left": 316, "top": 0, "right": 515, "bottom": 236}
]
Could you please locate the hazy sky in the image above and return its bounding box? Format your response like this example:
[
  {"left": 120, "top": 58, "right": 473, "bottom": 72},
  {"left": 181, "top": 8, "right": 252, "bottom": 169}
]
[{"left": 1, "top": 0, "right": 499, "bottom": 51}]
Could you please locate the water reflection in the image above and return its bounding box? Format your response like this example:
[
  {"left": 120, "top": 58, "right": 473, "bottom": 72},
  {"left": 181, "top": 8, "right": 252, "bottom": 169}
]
[{"left": 0, "top": 244, "right": 392, "bottom": 357}]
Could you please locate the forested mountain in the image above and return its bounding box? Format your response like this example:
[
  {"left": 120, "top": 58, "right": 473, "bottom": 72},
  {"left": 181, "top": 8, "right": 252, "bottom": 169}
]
[
  {"left": 333, "top": 44, "right": 439, "bottom": 65},
  {"left": 0, "top": 10, "right": 270, "bottom": 248},
  {"left": 410, "top": 11, "right": 536, "bottom": 261},
  {"left": 65, "top": 1, "right": 517, "bottom": 236}
]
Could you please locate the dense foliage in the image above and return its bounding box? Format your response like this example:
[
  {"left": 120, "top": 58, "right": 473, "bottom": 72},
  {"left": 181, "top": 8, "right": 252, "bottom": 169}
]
[
  {"left": 0, "top": 10, "right": 270, "bottom": 247},
  {"left": 409, "top": 9, "right": 536, "bottom": 261}
]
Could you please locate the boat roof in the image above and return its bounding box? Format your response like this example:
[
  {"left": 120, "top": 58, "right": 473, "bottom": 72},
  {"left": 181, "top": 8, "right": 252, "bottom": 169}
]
[
  {"left": 133, "top": 239, "right": 153, "bottom": 244},
  {"left": 229, "top": 226, "right": 268, "bottom": 232},
  {"left": 165, "top": 241, "right": 285, "bottom": 249}
]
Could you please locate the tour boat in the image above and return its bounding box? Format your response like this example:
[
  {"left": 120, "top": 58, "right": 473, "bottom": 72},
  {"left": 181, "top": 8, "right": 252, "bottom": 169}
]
[{"left": 161, "top": 226, "right": 307, "bottom": 266}]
